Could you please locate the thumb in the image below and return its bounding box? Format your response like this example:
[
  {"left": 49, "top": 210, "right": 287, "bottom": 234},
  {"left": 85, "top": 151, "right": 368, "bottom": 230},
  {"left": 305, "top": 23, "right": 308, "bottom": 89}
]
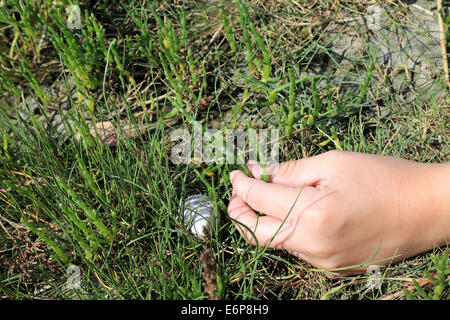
[{"left": 246, "top": 152, "right": 336, "bottom": 187}]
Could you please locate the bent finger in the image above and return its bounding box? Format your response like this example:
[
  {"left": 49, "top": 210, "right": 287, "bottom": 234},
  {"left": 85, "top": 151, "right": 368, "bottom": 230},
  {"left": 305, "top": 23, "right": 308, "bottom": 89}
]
[
  {"left": 228, "top": 194, "right": 295, "bottom": 249},
  {"left": 230, "top": 170, "right": 319, "bottom": 221}
]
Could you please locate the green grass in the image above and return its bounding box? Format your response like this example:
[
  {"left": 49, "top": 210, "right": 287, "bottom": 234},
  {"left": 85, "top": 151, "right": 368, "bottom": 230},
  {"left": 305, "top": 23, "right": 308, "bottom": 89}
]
[{"left": 0, "top": 0, "right": 449, "bottom": 300}]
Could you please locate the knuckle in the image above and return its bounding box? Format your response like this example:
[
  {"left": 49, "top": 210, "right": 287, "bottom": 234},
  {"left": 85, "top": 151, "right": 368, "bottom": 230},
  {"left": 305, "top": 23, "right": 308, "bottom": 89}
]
[
  {"left": 266, "top": 162, "right": 280, "bottom": 176},
  {"left": 306, "top": 208, "right": 336, "bottom": 232},
  {"left": 307, "top": 240, "right": 336, "bottom": 259},
  {"left": 277, "top": 160, "right": 295, "bottom": 179},
  {"left": 244, "top": 182, "right": 258, "bottom": 205},
  {"left": 321, "top": 150, "right": 344, "bottom": 168},
  {"left": 228, "top": 204, "right": 249, "bottom": 221},
  {"left": 227, "top": 196, "right": 241, "bottom": 210}
]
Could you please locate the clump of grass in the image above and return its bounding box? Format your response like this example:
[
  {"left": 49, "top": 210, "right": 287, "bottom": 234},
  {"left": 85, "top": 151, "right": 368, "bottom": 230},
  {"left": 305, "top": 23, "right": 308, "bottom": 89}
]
[
  {"left": 404, "top": 251, "right": 449, "bottom": 300},
  {"left": 237, "top": 0, "right": 273, "bottom": 82}
]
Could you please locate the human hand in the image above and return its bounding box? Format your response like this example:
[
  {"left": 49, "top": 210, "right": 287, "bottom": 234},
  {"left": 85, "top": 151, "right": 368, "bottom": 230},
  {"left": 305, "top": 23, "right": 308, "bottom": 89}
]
[{"left": 228, "top": 151, "right": 450, "bottom": 276}]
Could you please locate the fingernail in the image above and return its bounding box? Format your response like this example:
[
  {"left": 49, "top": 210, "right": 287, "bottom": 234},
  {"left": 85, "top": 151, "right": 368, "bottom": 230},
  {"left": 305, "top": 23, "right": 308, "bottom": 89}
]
[{"left": 248, "top": 162, "right": 261, "bottom": 177}]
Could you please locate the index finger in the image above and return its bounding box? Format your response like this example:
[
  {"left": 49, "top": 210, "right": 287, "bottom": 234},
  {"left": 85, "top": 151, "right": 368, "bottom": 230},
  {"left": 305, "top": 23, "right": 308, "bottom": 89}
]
[{"left": 229, "top": 170, "right": 319, "bottom": 221}]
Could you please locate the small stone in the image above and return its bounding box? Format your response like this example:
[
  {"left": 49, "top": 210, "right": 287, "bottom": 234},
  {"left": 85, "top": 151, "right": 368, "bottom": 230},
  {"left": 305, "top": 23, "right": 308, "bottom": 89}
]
[
  {"left": 37, "top": 115, "right": 49, "bottom": 130},
  {"left": 365, "top": 5, "right": 381, "bottom": 31},
  {"left": 24, "top": 96, "right": 40, "bottom": 114}
]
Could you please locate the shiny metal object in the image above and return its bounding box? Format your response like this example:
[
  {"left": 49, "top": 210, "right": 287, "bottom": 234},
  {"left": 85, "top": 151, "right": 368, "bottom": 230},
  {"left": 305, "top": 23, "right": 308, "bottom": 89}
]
[{"left": 182, "top": 194, "right": 214, "bottom": 238}]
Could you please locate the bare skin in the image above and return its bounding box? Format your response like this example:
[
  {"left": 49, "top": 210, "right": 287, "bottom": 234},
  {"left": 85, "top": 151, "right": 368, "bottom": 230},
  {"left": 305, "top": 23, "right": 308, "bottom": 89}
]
[{"left": 228, "top": 150, "right": 450, "bottom": 277}]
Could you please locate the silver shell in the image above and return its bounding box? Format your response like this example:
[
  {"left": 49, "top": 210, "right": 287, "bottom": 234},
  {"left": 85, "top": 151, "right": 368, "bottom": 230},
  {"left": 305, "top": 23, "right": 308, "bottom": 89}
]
[{"left": 182, "top": 194, "right": 214, "bottom": 238}]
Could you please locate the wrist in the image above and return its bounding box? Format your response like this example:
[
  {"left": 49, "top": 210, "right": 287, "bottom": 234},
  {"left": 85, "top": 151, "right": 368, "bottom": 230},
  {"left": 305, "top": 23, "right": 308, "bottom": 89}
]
[
  {"left": 427, "top": 162, "right": 450, "bottom": 246},
  {"left": 397, "top": 161, "right": 450, "bottom": 258}
]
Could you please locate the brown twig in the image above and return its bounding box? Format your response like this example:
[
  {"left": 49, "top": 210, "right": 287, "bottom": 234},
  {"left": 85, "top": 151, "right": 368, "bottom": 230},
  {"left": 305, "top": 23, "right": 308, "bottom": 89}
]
[
  {"left": 0, "top": 219, "right": 16, "bottom": 242},
  {"left": 200, "top": 248, "right": 219, "bottom": 300}
]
